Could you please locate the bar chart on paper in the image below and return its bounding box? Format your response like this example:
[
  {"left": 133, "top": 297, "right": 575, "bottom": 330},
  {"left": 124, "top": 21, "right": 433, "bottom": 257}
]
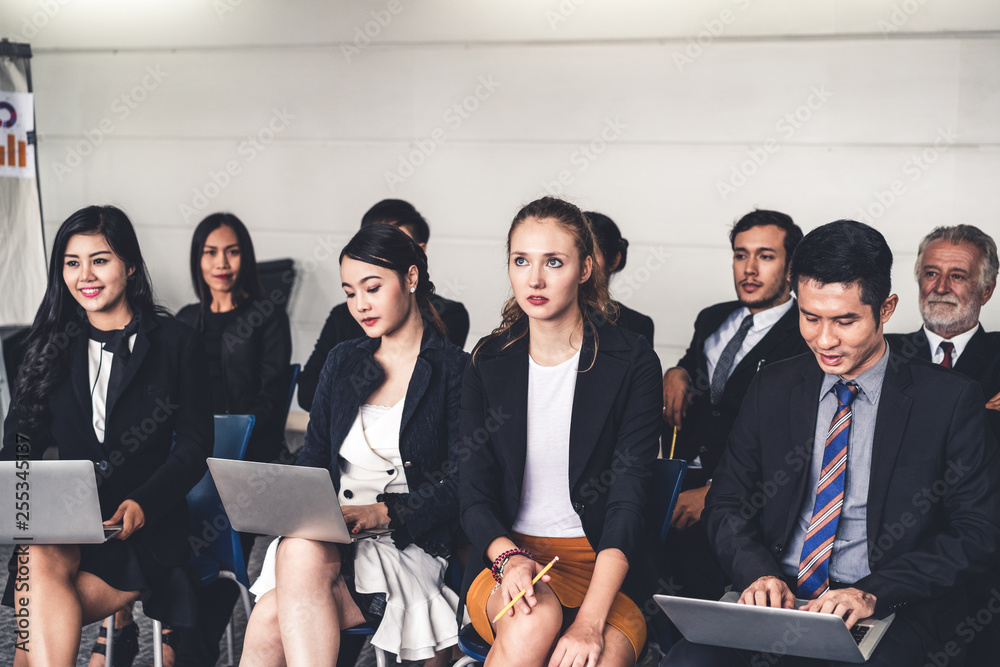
[
  {"left": 0, "top": 133, "right": 27, "bottom": 168},
  {"left": 0, "top": 92, "right": 34, "bottom": 178}
]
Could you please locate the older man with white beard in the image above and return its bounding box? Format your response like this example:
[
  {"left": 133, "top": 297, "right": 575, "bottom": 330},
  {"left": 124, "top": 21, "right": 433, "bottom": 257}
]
[{"left": 886, "top": 224, "right": 1000, "bottom": 666}]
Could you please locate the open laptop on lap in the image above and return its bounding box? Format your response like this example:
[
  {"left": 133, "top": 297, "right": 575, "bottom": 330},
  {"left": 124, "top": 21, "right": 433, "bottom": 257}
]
[
  {"left": 207, "top": 458, "right": 391, "bottom": 543},
  {"left": 656, "top": 591, "right": 895, "bottom": 663},
  {"left": 0, "top": 460, "right": 122, "bottom": 544}
]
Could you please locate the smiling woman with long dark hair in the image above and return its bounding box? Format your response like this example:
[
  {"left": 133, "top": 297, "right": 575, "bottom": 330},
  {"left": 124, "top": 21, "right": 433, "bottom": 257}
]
[{"left": 0, "top": 205, "right": 213, "bottom": 667}]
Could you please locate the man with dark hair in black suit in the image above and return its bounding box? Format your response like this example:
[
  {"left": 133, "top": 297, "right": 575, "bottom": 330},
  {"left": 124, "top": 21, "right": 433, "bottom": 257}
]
[
  {"left": 661, "top": 210, "right": 808, "bottom": 601},
  {"left": 886, "top": 224, "right": 1000, "bottom": 664},
  {"left": 297, "top": 199, "right": 470, "bottom": 411},
  {"left": 663, "top": 220, "right": 1000, "bottom": 666}
]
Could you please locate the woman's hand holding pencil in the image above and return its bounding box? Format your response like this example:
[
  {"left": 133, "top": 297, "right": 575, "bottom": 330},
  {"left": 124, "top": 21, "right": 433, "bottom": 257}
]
[{"left": 493, "top": 555, "right": 558, "bottom": 621}]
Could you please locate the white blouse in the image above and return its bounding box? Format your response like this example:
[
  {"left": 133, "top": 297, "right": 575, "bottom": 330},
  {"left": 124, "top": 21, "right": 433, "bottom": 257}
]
[{"left": 87, "top": 334, "right": 136, "bottom": 443}]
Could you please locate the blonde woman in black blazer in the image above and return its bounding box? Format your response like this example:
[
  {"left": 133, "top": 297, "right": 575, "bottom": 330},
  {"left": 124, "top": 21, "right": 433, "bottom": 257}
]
[
  {"left": 460, "top": 197, "right": 662, "bottom": 667},
  {"left": 1, "top": 206, "right": 212, "bottom": 667}
]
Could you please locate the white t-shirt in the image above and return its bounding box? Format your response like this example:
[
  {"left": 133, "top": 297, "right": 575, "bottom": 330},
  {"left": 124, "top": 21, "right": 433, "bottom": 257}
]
[{"left": 512, "top": 349, "right": 586, "bottom": 538}]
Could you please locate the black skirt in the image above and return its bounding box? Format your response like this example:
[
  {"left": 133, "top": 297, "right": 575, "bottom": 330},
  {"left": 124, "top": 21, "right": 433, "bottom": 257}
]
[{"left": 3, "top": 538, "right": 198, "bottom": 627}]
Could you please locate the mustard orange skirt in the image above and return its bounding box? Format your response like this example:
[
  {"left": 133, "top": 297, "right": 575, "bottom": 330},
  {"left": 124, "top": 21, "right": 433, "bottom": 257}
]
[{"left": 466, "top": 533, "right": 646, "bottom": 661}]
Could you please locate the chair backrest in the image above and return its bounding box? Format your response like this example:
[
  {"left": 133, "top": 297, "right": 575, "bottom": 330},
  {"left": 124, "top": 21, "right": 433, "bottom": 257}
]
[
  {"left": 283, "top": 363, "right": 300, "bottom": 424},
  {"left": 648, "top": 458, "right": 688, "bottom": 543},
  {"left": 186, "top": 414, "right": 255, "bottom": 586}
]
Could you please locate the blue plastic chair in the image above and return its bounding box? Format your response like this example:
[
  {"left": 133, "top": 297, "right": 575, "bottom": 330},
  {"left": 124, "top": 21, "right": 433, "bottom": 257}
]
[
  {"left": 454, "top": 458, "right": 689, "bottom": 666},
  {"left": 107, "top": 415, "right": 256, "bottom": 667}
]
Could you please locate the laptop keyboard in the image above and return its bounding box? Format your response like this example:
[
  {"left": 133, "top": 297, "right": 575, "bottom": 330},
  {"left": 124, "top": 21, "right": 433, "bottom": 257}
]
[{"left": 850, "top": 625, "right": 870, "bottom": 645}]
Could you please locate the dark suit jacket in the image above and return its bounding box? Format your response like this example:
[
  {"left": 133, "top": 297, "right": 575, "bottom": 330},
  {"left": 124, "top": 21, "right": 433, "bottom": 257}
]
[
  {"left": 704, "top": 350, "right": 1000, "bottom": 638},
  {"left": 886, "top": 326, "right": 1000, "bottom": 439},
  {"left": 296, "top": 325, "right": 468, "bottom": 557},
  {"left": 0, "top": 311, "right": 214, "bottom": 567},
  {"left": 674, "top": 300, "right": 808, "bottom": 477},
  {"left": 298, "top": 294, "right": 470, "bottom": 411},
  {"left": 459, "top": 320, "right": 663, "bottom": 601},
  {"left": 176, "top": 300, "right": 292, "bottom": 462},
  {"left": 615, "top": 302, "right": 655, "bottom": 347}
]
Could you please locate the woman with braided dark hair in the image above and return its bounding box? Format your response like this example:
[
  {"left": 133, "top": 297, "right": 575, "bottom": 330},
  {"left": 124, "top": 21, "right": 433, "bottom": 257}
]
[{"left": 242, "top": 223, "right": 466, "bottom": 666}]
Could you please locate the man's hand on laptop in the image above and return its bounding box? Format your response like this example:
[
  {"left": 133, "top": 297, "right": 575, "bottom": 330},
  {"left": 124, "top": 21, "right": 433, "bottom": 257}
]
[
  {"left": 738, "top": 576, "right": 795, "bottom": 609},
  {"left": 342, "top": 502, "right": 389, "bottom": 533},
  {"left": 105, "top": 499, "right": 145, "bottom": 540},
  {"left": 798, "top": 587, "right": 876, "bottom": 629}
]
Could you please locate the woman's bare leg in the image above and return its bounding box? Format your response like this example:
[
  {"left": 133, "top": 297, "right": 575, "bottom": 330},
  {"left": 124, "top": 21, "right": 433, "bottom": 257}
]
[
  {"left": 13, "top": 545, "right": 138, "bottom": 667},
  {"left": 485, "top": 581, "right": 563, "bottom": 667},
  {"left": 240, "top": 591, "right": 286, "bottom": 667},
  {"left": 595, "top": 625, "right": 637, "bottom": 667},
  {"left": 272, "top": 538, "right": 366, "bottom": 667}
]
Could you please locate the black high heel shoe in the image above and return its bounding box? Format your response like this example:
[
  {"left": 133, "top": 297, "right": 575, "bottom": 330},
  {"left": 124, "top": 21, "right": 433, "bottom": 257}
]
[{"left": 91, "top": 619, "right": 140, "bottom": 667}]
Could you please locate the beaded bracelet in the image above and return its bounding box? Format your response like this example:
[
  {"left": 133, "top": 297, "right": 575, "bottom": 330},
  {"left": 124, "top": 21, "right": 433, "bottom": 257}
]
[{"left": 491, "top": 548, "right": 533, "bottom": 583}]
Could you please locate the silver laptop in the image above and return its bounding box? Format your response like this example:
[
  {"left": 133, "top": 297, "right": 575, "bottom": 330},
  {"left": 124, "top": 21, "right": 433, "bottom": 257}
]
[
  {"left": 655, "top": 591, "right": 895, "bottom": 663},
  {"left": 207, "top": 458, "right": 391, "bottom": 543},
  {"left": 0, "top": 460, "right": 122, "bottom": 544}
]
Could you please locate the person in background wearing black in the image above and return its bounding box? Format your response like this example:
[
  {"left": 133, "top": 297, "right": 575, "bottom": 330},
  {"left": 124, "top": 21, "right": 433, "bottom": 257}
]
[
  {"left": 297, "top": 199, "right": 470, "bottom": 411},
  {"left": 885, "top": 224, "right": 1000, "bottom": 665},
  {"left": 169, "top": 213, "right": 292, "bottom": 666},
  {"left": 586, "top": 211, "right": 655, "bottom": 346},
  {"left": 661, "top": 210, "right": 807, "bottom": 604},
  {"left": 1, "top": 205, "right": 212, "bottom": 667}
]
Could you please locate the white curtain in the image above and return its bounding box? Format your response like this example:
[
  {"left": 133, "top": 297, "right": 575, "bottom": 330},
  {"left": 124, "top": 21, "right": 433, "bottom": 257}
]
[{"left": 0, "top": 42, "right": 46, "bottom": 328}]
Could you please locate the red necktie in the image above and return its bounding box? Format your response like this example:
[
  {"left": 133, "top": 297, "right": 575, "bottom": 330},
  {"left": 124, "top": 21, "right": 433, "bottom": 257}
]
[{"left": 940, "top": 341, "right": 954, "bottom": 369}]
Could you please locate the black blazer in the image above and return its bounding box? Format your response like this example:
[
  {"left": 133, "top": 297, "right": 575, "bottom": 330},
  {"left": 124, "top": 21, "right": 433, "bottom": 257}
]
[
  {"left": 0, "top": 311, "right": 214, "bottom": 567},
  {"left": 296, "top": 325, "right": 468, "bottom": 557},
  {"left": 886, "top": 326, "right": 1000, "bottom": 439},
  {"left": 175, "top": 301, "right": 292, "bottom": 462},
  {"left": 674, "top": 300, "right": 808, "bottom": 477},
  {"left": 704, "top": 350, "right": 1000, "bottom": 637},
  {"left": 459, "top": 320, "right": 663, "bottom": 600},
  {"left": 298, "top": 295, "right": 470, "bottom": 411},
  {"left": 614, "top": 302, "right": 655, "bottom": 347}
]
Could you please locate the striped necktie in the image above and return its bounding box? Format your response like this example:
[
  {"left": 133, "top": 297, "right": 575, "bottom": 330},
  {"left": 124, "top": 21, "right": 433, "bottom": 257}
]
[
  {"left": 939, "top": 341, "right": 954, "bottom": 369},
  {"left": 797, "top": 381, "right": 859, "bottom": 599}
]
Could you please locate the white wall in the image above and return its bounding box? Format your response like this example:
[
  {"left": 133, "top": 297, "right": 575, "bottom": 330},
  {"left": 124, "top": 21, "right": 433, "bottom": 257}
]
[{"left": 2, "top": 0, "right": 999, "bottom": 416}]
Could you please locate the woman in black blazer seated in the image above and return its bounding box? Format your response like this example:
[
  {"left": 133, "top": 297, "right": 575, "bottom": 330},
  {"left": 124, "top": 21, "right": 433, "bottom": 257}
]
[
  {"left": 460, "top": 197, "right": 663, "bottom": 667},
  {"left": 241, "top": 224, "right": 467, "bottom": 667},
  {"left": 171, "top": 214, "right": 291, "bottom": 665},
  {"left": 585, "top": 211, "right": 655, "bottom": 346},
  {"left": 175, "top": 213, "right": 292, "bottom": 463},
  {"left": 1, "top": 206, "right": 213, "bottom": 666}
]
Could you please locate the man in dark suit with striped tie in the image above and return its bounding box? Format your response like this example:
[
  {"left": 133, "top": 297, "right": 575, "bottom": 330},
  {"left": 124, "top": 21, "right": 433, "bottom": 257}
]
[
  {"left": 663, "top": 220, "right": 1000, "bottom": 666},
  {"left": 662, "top": 210, "right": 808, "bottom": 602}
]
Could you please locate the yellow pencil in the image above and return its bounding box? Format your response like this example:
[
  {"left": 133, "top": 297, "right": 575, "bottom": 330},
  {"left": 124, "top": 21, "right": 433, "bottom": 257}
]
[
  {"left": 493, "top": 556, "right": 560, "bottom": 623},
  {"left": 669, "top": 426, "right": 678, "bottom": 459}
]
